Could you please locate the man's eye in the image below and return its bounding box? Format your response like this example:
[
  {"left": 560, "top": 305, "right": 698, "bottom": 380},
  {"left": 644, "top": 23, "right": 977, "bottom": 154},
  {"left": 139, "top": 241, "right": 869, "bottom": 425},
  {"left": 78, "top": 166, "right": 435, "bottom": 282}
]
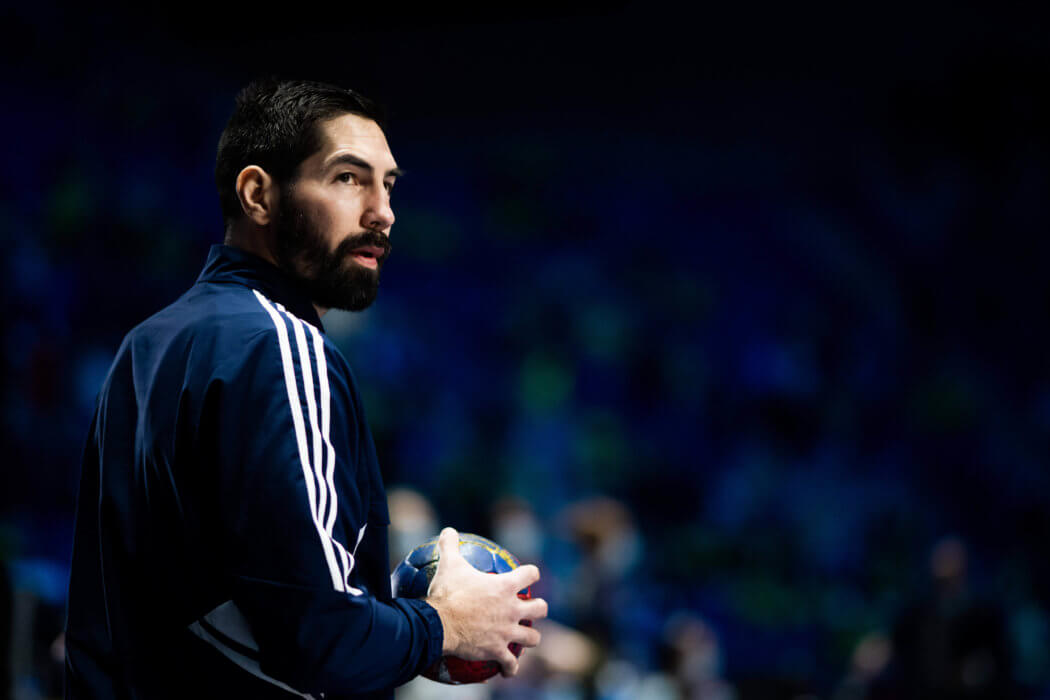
[{"left": 337, "top": 172, "right": 357, "bottom": 184}]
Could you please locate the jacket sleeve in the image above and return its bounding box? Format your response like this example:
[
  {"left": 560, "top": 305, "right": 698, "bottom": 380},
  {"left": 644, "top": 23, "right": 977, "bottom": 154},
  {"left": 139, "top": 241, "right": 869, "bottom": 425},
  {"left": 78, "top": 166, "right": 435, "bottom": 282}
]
[{"left": 202, "top": 300, "right": 443, "bottom": 696}]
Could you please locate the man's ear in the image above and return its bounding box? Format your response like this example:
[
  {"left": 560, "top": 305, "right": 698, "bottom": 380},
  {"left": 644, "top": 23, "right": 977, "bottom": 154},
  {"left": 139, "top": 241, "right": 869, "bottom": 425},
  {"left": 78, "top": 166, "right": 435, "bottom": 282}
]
[{"left": 235, "top": 165, "right": 277, "bottom": 226}]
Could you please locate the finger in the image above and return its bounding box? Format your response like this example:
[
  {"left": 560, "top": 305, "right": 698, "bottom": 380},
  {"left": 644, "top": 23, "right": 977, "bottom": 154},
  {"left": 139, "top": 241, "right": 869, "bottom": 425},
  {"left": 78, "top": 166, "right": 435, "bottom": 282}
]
[
  {"left": 436, "top": 527, "right": 463, "bottom": 564},
  {"left": 505, "top": 563, "right": 540, "bottom": 590},
  {"left": 497, "top": 648, "right": 519, "bottom": 678},
  {"left": 510, "top": 624, "right": 542, "bottom": 648},
  {"left": 428, "top": 528, "right": 464, "bottom": 596},
  {"left": 518, "top": 597, "right": 549, "bottom": 621}
]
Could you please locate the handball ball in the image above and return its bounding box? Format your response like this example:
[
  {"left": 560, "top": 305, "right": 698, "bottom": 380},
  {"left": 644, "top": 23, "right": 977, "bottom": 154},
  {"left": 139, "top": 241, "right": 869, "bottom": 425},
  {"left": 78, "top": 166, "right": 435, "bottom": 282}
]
[{"left": 391, "top": 532, "right": 532, "bottom": 684}]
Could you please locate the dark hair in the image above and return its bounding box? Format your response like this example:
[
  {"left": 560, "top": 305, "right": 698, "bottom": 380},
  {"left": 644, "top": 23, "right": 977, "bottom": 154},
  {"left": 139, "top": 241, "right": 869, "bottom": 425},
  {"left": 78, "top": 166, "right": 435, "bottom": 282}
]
[{"left": 215, "top": 78, "right": 386, "bottom": 225}]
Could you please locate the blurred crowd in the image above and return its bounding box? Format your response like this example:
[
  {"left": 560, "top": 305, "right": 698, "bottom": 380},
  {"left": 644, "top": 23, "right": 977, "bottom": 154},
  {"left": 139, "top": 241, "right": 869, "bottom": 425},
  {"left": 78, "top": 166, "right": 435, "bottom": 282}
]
[
  {"left": 4, "top": 489, "right": 1047, "bottom": 699},
  {"left": 2, "top": 4, "right": 1050, "bottom": 699}
]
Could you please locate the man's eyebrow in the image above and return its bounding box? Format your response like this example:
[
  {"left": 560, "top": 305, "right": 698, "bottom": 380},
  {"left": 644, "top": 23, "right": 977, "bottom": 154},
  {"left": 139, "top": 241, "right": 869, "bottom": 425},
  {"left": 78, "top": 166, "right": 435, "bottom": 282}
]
[{"left": 326, "top": 153, "right": 404, "bottom": 179}]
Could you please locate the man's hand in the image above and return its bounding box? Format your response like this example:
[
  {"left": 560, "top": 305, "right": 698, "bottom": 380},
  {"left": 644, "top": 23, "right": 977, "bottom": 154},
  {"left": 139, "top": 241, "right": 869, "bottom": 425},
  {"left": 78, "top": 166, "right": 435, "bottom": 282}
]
[{"left": 425, "top": 527, "right": 549, "bottom": 677}]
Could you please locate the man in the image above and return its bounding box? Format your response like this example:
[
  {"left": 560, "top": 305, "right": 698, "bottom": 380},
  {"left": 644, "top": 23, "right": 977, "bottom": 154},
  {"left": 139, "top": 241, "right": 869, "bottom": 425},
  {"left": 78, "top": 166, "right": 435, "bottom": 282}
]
[{"left": 64, "top": 79, "right": 546, "bottom": 699}]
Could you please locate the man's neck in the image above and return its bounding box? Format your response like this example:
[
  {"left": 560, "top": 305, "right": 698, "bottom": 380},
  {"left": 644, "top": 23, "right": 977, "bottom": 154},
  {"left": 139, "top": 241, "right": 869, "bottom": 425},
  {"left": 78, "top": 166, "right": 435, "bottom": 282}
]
[
  {"left": 224, "top": 228, "right": 278, "bottom": 267},
  {"left": 225, "top": 228, "right": 329, "bottom": 318}
]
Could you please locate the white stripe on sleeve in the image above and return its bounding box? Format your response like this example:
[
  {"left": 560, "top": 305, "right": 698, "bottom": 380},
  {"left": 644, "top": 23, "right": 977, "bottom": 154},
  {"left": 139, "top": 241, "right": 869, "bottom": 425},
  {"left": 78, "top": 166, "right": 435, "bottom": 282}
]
[
  {"left": 304, "top": 320, "right": 364, "bottom": 596},
  {"left": 278, "top": 303, "right": 330, "bottom": 535},
  {"left": 278, "top": 305, "right": 363, "bottom": 595},
  {"left": 253, "top": 290, "right": 345, "bottom": 592},
  {"left": 307, "top": 323, "right": 339, "bottom": 537}
]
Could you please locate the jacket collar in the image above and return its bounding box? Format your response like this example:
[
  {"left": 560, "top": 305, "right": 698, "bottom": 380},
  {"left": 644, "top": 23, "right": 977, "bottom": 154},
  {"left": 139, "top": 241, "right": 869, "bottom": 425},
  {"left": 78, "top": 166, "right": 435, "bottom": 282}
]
[{"left": 196, "top": 244, "right": 325, "bottom": 331}]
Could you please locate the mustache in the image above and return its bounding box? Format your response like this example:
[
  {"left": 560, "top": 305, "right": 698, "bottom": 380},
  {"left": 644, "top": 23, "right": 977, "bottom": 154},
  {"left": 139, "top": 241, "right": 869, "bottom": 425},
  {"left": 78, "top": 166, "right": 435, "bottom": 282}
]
[{"left": 334, "top": 230, "right": 392, "bottom": 262}]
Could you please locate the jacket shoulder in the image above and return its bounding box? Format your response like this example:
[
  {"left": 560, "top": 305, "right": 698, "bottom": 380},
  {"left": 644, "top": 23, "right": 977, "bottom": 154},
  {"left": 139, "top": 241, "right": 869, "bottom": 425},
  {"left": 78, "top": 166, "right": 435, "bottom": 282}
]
[
  {"left": 114, "top": 283, "right": 353, "bottom": 393},
  {"left": 129, "top": 282, "right": 282, "bottom": 341}
]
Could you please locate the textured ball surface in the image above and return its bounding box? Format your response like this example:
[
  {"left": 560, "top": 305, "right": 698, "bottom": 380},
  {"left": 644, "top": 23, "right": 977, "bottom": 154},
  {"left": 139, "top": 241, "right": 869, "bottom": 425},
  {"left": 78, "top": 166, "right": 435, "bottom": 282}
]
[{"left": 390, "top": 533, "right": 532, "bottom": 684}]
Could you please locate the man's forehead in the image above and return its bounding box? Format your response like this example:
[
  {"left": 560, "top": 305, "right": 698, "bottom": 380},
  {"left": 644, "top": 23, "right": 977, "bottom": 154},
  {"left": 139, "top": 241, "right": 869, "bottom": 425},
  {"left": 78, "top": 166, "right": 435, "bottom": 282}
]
[{"left": 317, "top": 113, "right": 397, "bottom": 170}]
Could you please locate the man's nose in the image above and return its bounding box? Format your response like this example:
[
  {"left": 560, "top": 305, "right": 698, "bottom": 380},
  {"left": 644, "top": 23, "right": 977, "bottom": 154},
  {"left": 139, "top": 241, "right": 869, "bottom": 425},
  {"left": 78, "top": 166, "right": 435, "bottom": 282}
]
[{"left": 362, "top": 189, "right": 395, "bottom": 232}]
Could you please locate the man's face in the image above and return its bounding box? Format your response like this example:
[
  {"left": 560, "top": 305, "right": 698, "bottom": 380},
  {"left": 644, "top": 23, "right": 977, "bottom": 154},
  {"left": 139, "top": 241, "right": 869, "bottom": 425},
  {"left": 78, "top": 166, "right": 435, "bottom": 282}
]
[{"left": 273, "top": 113, "right": 400, "bottom": 312}]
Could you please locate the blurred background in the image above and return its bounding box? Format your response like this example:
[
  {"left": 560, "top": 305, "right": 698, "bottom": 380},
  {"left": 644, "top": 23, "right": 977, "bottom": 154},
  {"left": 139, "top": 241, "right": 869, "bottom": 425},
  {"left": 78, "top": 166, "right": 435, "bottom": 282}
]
[{"left": 1, "top": 2, "right": 1049, "bottom": 698}]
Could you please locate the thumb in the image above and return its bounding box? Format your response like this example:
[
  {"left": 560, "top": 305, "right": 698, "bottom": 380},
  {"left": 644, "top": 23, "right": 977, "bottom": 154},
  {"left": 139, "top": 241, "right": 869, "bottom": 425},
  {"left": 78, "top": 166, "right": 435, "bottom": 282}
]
[
  {"left": 428, "top": 528, "right": 461, "bottom": 596},
  {"left": 429, "top": 528, "right": 464, "bottom": 596},
  {"left": 436, "top": 527, "right": 464, "bottom": 568}
]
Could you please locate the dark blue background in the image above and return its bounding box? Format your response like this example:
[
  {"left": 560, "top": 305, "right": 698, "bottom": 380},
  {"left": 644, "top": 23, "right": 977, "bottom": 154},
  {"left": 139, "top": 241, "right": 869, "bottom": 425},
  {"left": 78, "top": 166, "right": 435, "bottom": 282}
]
[{"left": 2, "top": 3, "right": 1048, "bottom": 698}]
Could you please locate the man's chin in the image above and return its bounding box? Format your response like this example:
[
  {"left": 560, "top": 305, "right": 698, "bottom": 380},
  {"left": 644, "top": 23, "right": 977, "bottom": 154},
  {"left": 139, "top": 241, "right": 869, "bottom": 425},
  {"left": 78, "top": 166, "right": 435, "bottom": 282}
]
[
  {"left": 281, "top": 248, "right": 383, "bottom": 312},
  {"left": 308, "top": 274, "right": 381, "bottom": 312}
]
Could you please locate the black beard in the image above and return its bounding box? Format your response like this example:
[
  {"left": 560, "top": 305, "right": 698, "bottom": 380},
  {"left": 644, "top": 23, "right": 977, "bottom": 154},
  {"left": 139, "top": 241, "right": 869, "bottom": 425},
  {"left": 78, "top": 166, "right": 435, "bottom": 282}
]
[{"left": 273, "top": 191, "right": 392, "bottom": 312}]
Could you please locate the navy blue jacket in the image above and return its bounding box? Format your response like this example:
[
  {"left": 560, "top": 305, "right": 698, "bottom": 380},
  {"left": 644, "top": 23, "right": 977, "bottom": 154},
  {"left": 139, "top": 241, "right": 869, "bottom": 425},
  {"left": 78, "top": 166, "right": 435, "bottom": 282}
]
[{"left": 65, "top": 244, "right": 443, "bottom": 699}]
